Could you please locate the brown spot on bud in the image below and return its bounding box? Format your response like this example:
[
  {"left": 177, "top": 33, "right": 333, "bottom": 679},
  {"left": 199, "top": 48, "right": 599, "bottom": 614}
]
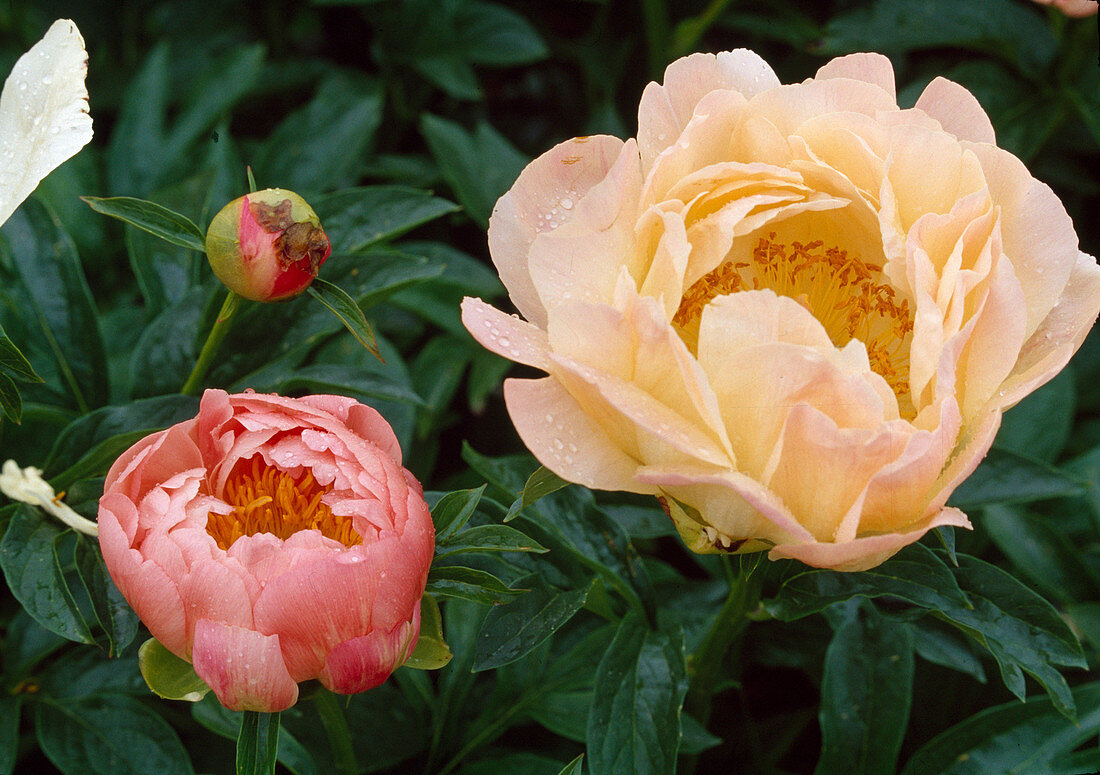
[
  {"left": 276, "top": 222, "right": 330, "bottom": 271},
  {"left": 656, "top": 496, "right": 671, "bottom": 517},
  {"left": 249, "top": 198, "right": 296, "bottom": 233}
]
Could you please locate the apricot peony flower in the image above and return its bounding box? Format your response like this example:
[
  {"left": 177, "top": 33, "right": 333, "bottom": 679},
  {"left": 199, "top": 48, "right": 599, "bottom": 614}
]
[
  {"left": 462, "top": 51, "right": 1100, "bottom": 571},
  {"left": 98, "top": 390, "right": 433, "bottom": 711},
  {"left": 1032, "top": 0, "right": 1097, "bottom": 18},
  {"left": 0, "top": 19, "right": 93, "bottom": 227}
]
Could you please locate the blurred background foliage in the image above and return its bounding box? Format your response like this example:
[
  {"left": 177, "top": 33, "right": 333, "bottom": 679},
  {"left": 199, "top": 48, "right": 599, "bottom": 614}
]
[{"left": 0, "top": 1, "right": 1098, "bottom": 773}]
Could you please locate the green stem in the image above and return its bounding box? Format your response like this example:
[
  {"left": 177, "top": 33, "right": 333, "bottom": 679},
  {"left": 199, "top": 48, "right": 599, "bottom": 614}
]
[
  {"left": 181, "top": 290, "right": 241, "bottom": 396},
  {"left": 236, "top": 711, "right": 280, "bottom": 775},
  {"left": 314, "top": 689, "right": 358, "bottom": 775},
  {"left": 684, "top": 553, "right": 763, "bottom": 726}
]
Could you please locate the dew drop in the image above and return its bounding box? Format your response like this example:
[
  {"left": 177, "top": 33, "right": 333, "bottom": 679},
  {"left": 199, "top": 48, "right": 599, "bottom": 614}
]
[
  {"left": 498, "top": 336, "right": 511, "bottom": 348},
  {"left": 553, "top": 438, "right": 564, "bottom": 450},
  {"left": 559, "top": 197, "right": 573, "bottom": 210}
]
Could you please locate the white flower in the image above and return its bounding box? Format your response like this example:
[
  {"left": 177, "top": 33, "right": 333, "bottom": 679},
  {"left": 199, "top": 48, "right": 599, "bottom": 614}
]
[
  {"left": 0, "top": 19, "right": 93, "bottom": 227},
  {"left": 0, "top": 459, "right": 98, "bottom": 536}
]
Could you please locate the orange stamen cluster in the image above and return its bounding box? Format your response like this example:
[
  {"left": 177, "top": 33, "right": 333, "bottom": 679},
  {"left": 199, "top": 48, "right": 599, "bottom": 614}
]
[
  {"left": 673, "top": 232, "right": 914, "bottom": 404},
  {"left": 206, "top": 456, "right": 362, "bottom": 550}
]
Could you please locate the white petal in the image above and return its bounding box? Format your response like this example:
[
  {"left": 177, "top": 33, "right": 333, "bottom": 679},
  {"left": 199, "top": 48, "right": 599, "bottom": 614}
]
[{"left": 0, "top": 19, "right": 93, "bottom": 227}]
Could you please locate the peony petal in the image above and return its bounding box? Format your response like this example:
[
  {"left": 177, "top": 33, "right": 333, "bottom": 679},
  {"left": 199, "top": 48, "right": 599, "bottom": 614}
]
[
  {"left": 815, "top": 53, "right": 897, "bottom": 101},
  {"left": 191, "top": 620, "right": 298, "bottom": 712},
  {"left": 504, "top": 376, "right": 645, "bottom": 493},
  {"left": 0, "top": 19, "right": 93, "bottom": 227},
  {"left": 768, "top": 507, "right": 971, "bottom": 571},
  {"left": 638, "top": 50, "right": 779, "bottom": 166},
  {"left": 488, "top": 135, "right": 633, "bottom": 327},
  {"left": 320, "top": 616, "right": 417, "bottom": 695},
  {"left": 460, "top": 296, "right": 551, "bottom": 370},
  {"left": 914, "top": 77, "right": 996, "bottom": 145}
]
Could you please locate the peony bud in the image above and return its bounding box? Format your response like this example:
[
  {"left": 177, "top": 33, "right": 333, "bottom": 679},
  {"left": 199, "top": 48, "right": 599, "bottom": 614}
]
[{"left": 205, "top": 188, "right": 331, "bottom": 302}]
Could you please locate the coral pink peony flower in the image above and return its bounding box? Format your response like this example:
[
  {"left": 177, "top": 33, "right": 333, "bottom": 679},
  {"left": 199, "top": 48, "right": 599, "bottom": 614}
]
[
  {"left": 461, "top": 51, "right": 1100, "bottom": 572},
  {"left": 205, "top": 188, "right": 332, "bottom": 302},
  {"left": 1032, "top": 0, "right": 1097, "bottom": 17},
  {"left": 98, "top": 390, "right": 433, "bottom": 711}
]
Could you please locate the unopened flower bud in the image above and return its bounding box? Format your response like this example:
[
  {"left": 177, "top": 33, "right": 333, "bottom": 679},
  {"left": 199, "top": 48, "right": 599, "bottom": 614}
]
[{"left": 205, "top": 188, "right": 331, "bottom": 302}]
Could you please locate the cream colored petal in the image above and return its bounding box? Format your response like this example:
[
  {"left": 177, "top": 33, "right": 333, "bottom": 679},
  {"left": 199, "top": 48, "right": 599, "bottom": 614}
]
[
  {"left": 546, "top": 293, "right": 734, "bottom": 465},
  {"left": 764, "top": 403, "right": 911, "bottom": 541},
  {"left": 769, "top": 507, "right": 971, "bottom": 571},
  {"left": 636, "top": 203, "right": 691, "bottom": 319},
  {"left": 927, "top": 408, "right": 1001, "bottom": 512},
  {"left": 634, "top": 464, "right": 815, "bottom": 544},
  {"left": 884, "top": 124, "right": 986, "bottom": 233},
  {"left": 914, "top": 77, "right": 996, "bottom": 145},
  {"left": 965, "top": 141, "right": 1079, "bottom": 338},
  {"left": 815, "top": 53, "right": 897, "bottom": 101},
  {"left": 998, "top": 250, "right": 1100, "bottom": 409},
  {"left": 503, "top": 377, "right": 646, "bottom": 493},
  {"left": 525, "top": 139, "right": 643, "bottom": 312},
  {"left": 0, "top": 19, "right": 92, "bottom": 227},
  {"left": 488, "top": 135, "right": 633, "bottom": 327},
  {"left": 460, "top": 296, "right": 550, "bottom": 370},
  {"left": 743, "top": 78, "right": 898, "bottom": 139},
  {"left": 637, "top": 50, "right": 779, "bottom": 167}
]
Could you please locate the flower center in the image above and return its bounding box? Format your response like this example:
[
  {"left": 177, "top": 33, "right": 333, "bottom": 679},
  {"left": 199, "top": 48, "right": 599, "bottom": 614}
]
[
  {"left": 673, "top": 232, "right": 914, "bottom": 408},
  {"left": 206, "top": 457, "right": 362, "bottom": 550}
]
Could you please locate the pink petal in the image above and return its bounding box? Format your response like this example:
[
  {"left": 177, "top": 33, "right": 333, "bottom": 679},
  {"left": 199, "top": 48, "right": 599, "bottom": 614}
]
[
  {"left": 178, "top": 558, "right": 256, "bottom": 650},
  {"left": 815, "top": 53, "right": 897, "bottom": 101},
  {"left": 914, "top": 77, "right": 996, "bottom": 144},
  {"left": 320, "top": 616, "right": 417, "bottom": 695},
  {"left": 191, "top": 619, "right": 298, "bottom": 712}
]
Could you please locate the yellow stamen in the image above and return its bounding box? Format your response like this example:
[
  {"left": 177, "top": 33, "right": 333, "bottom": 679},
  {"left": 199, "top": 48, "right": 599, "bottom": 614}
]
[
  {"left": 673, "top": 233, "right": 914, "bottom": 411},
  {"left": 206, "top": 457, "right": 362, "bottom": 550}
]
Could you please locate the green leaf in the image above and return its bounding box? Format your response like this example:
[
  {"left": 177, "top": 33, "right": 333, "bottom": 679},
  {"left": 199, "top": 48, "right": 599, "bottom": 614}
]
[
  {"left": 816, "top": 602, "right": 914, "bottom": 775},
  {"left": 36, "top": 695, "right": 194, "bottom": 775},
  {"left": 420, "top": 115, "right": 528, "bottom": 226},
  {"left": 138, "top": 638, "right": 210, "bottom": 702},
  {"left": 0, "top": 506, "right": 93, "bottom": 644},
  {"left": 44, "top": 395, "right": 201, "bottom": 487},
  {"left": 451, "top": 1, "right": 548, "bottom": 65},
  {"left": 191, "top": 698, "right": 316, "bottom": 775},
  {"left": 127, "top": 286, "right": 207, "bottom": 399},
  {"left": 0, "top": 322, "right": 42, "bottom": 383},
  {"left": 932, "top": 553, "right": 1086, "bottom": 720},
  {"left": 473, "top": 577, "right": 591, "bottom": 672},
  {"left": 0, "top": 695, "right": 22, "bottom": 775},
  {"left": 237, "top": 711, "right": 280, "bottom": 775},
  {"left": 946, "top": 448, "right": 1084, "bottom": 510},
  {"left": 307, "top": 278, "right": 382, "bottom": 359},
  {"left": 81, "top": 196, "right": 205, "bottom": 252},
  {"left": 979, "top": 504, "right": 1099, "bottom": 604},
  {"left": 245, "top": 363, "right": 424, "bottom": 408},
  {"left": 995, "top": 369, "right": 1076, "bottom": 463},
  {"left": 431, "top": 485, "right": 486, "bottom": 540},
  {"left": 426, "top": 565, "right": 525, "bottom": 605},
  {"left": 253, "top": 74, "right": 383, "bottom": 193},
  {"left": 908, "top": 621, "right": 987, "bottom": 684},
  {"left": 75, "top": 537, "right": 139, "bottom": 656},
  {"left": 901, "top": 682, "right": 1100, "bottom": 775},
  {"left": 0, "top": 373, "right": 21, "bottom": 423},
  {"left": 404, "top": 593, "right": 452, "bottom": 670},
  {"left": 556, "top": 755, "right": 584, "bottom": 775},
  {"left": 435, "top": 524, "right": 548, "bottom": 559},
  {"left": 587, "top": 611, "right": 688, "bottom": 775},
  {"left": 505, "top": 466, "right": 570, "bottom": 522},
  {"left": 314, "top": 186, "right": 459, "bottom": 254},
  {"left": 0, "top": 199, "right": 109, "bottom": 412},
  {"left": 767, "top": 543, "right": 969, "bottom": 621}
]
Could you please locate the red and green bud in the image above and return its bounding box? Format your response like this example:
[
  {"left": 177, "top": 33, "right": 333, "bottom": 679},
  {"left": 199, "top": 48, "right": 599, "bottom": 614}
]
[{"left": 205, "top": 188, "right": 331, "bottom": 302}]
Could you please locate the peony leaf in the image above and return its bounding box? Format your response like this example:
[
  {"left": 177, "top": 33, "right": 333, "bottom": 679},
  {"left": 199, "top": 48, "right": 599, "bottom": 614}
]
[
  {"left": 587, "top": 611, "right": 688, "bottom": 775},
  {"left": 75, "top": 536, "right": 138, "bottom": 656},
  {"left": 0, "top": 323, "right": 42, "bottom": 383},
  {"left": 307, "top": 278, "right": 382, "bottom": 360},
  {"left": 425, "top": 565, "right": 525, "bottom": 605},
  {"left": 403, "top": 593, "right": 452, "bottom": 670},
  {"left": 236, "top": 711, "right": 280, "bottom": 775},
  {"left": 138, "top": 638, "right": 210, "bottom": 703},
  {"left": 0, "top": 373, "right": 21, "bottom": 424},
  {"left": 35, "top": 695, "right": 192, "bottom": 775},
  {"left": 472, "top": 576, "right": 591, "bottom": 672},
  {"left": 948, "top": 448, "right": 1085, "bottom": 510},
  {"left": 81, "top": 196, "right": 205, "bottom": 252},
  {"left": 900, "top": 682, "right": 1100, "bottom": 775},
  {"left": 435, "top": 524, "right": 548, "bottom": 558},
  {"left": 313, "top": 186, "right": 459, "bottom": 254},
  {"left": 431, "top": 485, "right": 486, "bottom": 540},
  {"left": 816, "top": 601, "right": 914, "bottom": 775},
  {"left": 0, "top": 505, "right": 93, "bottom": 644},
  {"left": 504, "top": 466, "right": 569, "bottom": 522},
  {"left": 0, "top": 694, "right": 21, "bottom": 775},
  {"left": 556, "top": 755, "right": 584, "bottom": 775}
]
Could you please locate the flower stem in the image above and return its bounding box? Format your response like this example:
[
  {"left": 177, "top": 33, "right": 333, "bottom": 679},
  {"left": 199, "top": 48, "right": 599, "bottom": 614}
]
[
  {"left": 236, "top": 711, "right": 280, "bottom": 775},
  {"left": 314, "top": 689, "right": 358, "bottom": 775},
  {"left": 684, "top": 553, "right": 764, "bottom": 728},
  {"left": 181, "top": 290, "right": 241, "bottom": 396}
]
